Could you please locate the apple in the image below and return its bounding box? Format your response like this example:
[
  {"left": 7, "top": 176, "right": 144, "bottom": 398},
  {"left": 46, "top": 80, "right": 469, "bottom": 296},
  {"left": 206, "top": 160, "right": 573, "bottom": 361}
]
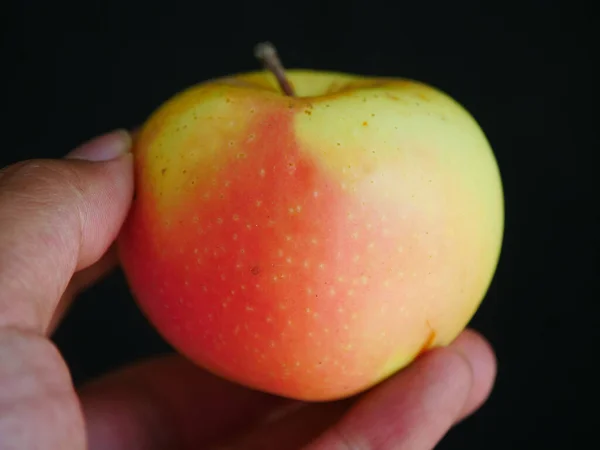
[{"left": 117, "top": 43, "right": 504, "bottom": 401}]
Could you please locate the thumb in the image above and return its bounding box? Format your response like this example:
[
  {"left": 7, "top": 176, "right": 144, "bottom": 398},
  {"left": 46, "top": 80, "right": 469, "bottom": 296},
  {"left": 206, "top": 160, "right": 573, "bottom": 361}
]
[{"left": 0, "top": 129, "right": 134, "bottom": 334}]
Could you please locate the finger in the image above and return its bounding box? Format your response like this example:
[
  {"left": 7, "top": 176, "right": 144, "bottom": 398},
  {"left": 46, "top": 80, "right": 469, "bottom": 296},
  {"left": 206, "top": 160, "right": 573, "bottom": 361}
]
[
  {"left": 451, "top": 329, "right": 497, "bottom": 422},
  {"left": 209, "top": 400, "right": 353, "bottom": 450},
  {"left": 0, "top": 131, "right": 134, "bottom": 450},
  {"left": 48, "top": 244, "right": 119, "bottom": 333},
  {"left": 78, "top": 355, "right": 290, "bottom": 450},
  {"left": 305, "top": 331, "right": 492, "bottom": 450},
  {"left": 0, "top": 129, "right": 134, "bottom": 334},
  {"left": 50, "top": 126, "right": 141, "bottom": 332},
  {"left": 210, "top": 329, "right": 495, "bottom": 450}
]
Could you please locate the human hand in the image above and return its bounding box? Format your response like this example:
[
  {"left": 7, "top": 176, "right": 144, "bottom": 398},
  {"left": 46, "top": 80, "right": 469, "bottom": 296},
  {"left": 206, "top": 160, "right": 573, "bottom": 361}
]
[{"left": 0, "top": 130, "right": 497, "bottom": 450}]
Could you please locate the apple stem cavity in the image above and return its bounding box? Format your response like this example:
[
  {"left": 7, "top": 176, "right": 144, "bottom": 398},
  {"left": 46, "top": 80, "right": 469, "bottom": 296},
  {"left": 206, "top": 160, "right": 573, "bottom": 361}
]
[{"left": 254, "top": 42, "right": 296, "bottom": 97}]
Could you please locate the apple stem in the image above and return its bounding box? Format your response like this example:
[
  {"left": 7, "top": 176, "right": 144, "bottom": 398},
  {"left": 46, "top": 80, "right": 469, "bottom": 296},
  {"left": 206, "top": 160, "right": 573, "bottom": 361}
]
[{"left": 254, "top": 42, "right": 296, "bottom": 97}]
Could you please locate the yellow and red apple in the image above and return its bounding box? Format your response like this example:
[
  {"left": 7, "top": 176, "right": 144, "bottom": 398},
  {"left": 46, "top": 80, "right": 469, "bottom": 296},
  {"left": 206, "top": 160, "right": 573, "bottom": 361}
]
[{"left": 117, "top": 52, "right": 504, "bottom": 401}]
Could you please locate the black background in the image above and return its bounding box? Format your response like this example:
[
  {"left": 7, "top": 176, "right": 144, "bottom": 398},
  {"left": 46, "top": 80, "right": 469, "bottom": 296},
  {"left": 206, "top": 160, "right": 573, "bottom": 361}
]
[{"left": 2, "top": 0, "right": 596, "bottom": 448}]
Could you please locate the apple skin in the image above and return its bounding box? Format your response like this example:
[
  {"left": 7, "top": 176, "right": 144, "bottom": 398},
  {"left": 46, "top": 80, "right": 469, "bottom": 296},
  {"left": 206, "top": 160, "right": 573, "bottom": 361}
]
[{"left": 117, "top": 70, "right": 504, "bottom": 401}]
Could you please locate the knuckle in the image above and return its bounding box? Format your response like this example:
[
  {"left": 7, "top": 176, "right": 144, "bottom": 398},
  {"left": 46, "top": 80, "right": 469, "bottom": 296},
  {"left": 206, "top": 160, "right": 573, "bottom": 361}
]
[
  {"left": 0, "top": 328, "right": 72, "bottom": 391},
  {"left": 0, "top": 328, "right": 85, "bottom": 448}
]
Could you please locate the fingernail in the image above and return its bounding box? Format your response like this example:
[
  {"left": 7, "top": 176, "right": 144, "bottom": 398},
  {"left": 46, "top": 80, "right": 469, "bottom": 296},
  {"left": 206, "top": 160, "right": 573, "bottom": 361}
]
[{"left": 66, "top": 129, "right": 132, "bottom": 162}]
